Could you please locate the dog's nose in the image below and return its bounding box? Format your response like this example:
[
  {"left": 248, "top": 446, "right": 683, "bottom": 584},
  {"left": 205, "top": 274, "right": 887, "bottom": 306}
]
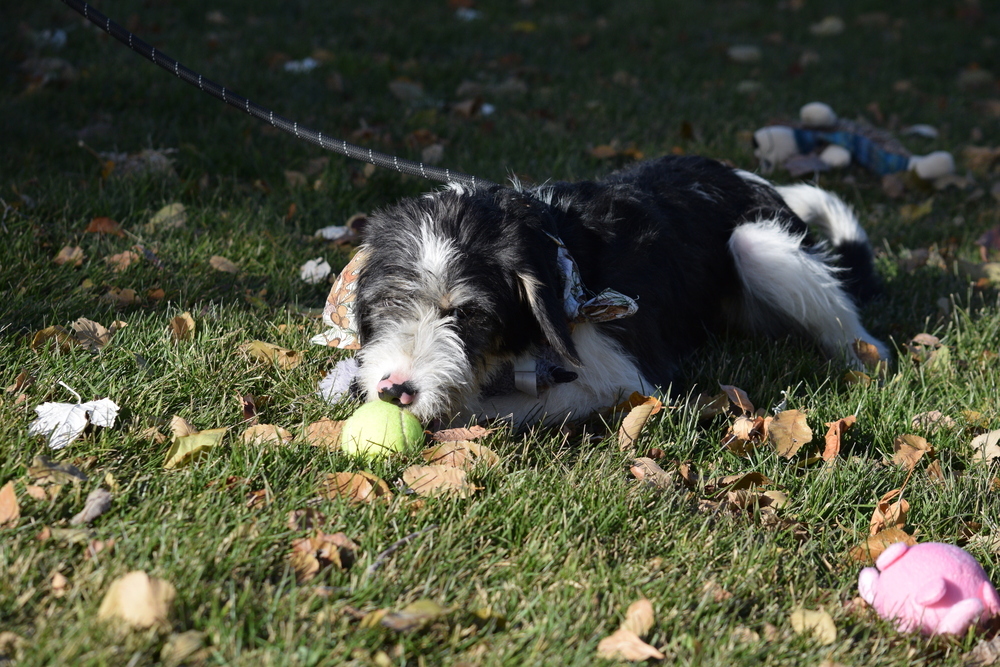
[{"left": 377, "top": 380, "right": 417, "bottom": 406}]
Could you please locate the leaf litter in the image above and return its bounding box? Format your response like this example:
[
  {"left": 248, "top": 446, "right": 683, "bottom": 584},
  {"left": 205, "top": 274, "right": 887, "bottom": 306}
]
[{"left": 596, "top": 598, "right": 664, "bottom": 661}]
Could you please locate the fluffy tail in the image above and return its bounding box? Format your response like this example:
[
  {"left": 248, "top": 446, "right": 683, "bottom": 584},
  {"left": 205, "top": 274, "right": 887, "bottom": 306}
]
[{"left": 775, "top": 184, "right": 881, "bottom": 304}]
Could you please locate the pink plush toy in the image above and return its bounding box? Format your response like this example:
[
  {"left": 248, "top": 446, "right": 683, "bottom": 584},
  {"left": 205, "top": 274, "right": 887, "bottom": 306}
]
[{"left": 858, "top": 542, "right": 1000, "bottom": 635}]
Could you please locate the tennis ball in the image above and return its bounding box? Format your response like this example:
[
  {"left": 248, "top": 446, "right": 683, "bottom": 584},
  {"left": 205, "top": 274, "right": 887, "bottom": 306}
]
[{"left": 340, "top": 401, "right": 424, "bottom": 461}]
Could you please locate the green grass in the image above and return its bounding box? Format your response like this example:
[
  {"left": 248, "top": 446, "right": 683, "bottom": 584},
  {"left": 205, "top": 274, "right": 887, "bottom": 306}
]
[{"left": 2, "top": 0, "right": 1000, "bottom": 664}]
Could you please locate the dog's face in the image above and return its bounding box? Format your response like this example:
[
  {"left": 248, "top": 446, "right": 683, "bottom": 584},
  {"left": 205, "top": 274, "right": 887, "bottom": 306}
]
[{"left": 353, "top": 187, "right": 578, "bottom": 420}]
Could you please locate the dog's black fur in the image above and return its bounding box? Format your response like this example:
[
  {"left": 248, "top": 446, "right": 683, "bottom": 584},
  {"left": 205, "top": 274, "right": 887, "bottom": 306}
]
[{"left": 353, "top": 155, "right": 884, "bottom": 423}]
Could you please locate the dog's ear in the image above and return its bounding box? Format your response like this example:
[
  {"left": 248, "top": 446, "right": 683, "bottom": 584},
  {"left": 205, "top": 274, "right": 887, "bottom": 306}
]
[{"left": 516, "top": 264, "right": 581, "bottom": 368}]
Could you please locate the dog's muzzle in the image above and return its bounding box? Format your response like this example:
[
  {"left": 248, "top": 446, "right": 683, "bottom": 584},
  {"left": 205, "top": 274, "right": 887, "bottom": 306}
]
[{"left": 377, "top": 375, "right": 417, "bottom": 406}]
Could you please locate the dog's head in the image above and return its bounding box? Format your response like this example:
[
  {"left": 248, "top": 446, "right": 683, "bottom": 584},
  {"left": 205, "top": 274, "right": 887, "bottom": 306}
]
[{"left": 353, "top": 186, "right": 579, "bottom": 420}]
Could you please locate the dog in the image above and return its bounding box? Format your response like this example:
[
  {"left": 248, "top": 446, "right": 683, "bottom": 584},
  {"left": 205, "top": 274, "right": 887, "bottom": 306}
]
[{"left": 350, "top": 155, "right": 889, "bottom": 425}]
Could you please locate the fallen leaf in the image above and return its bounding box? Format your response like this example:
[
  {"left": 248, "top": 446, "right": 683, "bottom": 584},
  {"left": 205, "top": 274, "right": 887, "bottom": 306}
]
[
  {"left": 71, "top": 317, "right": 114, "bottom": 352},
  {"left": 0, "top": 481, "right": 20, "bottom": 529},
  {"left": 618, "top": 397, "right": 662, "bottom": 450},
  {"left": 164, "top": 427, "right": 227, "bottom": 469},
  {"left": 719, "top": 384, "right": 754, "bottom": 415},
  {"left": 789, "top": 608, "right": 837, "bottom": 645},
  {"left": 769, "top": 409, "right": 813, "bottom": 458},
  {"left": 596, "top": 629, "right": 665, "bottom": 662},
  {"left": 630, "top": 457, "right": 675, "bottom": 490},
  {"left": 146, "top": 202, "right": 186, "bottom": 232},
  {"left": 910, "top": 410, "right": 956, "bottom": 433},
  {"left": 300, "top": 257, "right": 332, "bottom": 285},
  {"left": 288, "top": 531, "right": 358, "bottom": 583},
  {"left": 70, "top": 487, "right": 112, "bottom": 525},
  {"left": 972, "top": 430, "right": 1000, "bottom": 462},
  {"left": 50, "top": 571, "right": 69, "bottom": 597},
  {"left": 891, "top": 434, "right": 932, "bottom": 471},
  {"left": 402, "top": 465, "right": 477, "bottom": 498},
  {"left": 240, "top": 424, "right": 293, "bottom": 446},
  {"left": 28, "top": 397, "right": 120, "bottom": 450},
  {"left": 869, "top": 489, "right": 909, "bottom": 535},
  {"left": 822, "top": 415, "right": 856, "bottom": 461},
  {"left": 27, "top": 455, "right": 87, "bottom": 485},
  {"left": 240, "top": 340, "right": 304, "bottom": 370},
  {"left": 209, "top": 255, "right": 239, "bottom": 273},
  {"left": 31, "top": 325, "right": 76, "bottom": 353},
  {"left": 24, "top": 485, "right": 46, "bottom": 501},
  {"left": 848, "top": 527, "right": 917, "bottom": 563},
  {"left": 380, "top": 599, "right": 449, "bottom": 632},
  {"left": 702, "top": 580, "right": 734, "bottom": 603},
  {"left": 620, "top": 598, "right": 656, "bottom": 636},
  {"left": 98, "top": 571, "right": 176, "bottom": 630},
  {"left": 421, "top": 441, "right": 500, "bottom": 469},
  {"left": 287, "top": 508, "right": 326, "bottom": 532},
  {"left": 169, "top": 312, "right": 195, "bottom": 342},
  {"left": 160, "top": 630, "right": 208, "bottom": 667},
  {"left": 967, "top": 635, "right": 1000, "bottom": 667},
  {"left": 305, "top": 418, "right": 343, "bottom": 449},
  {"left": 53, "top": 245, "right": 85, "bottom": 267},
  {"left": 899, "top": 197, "right": 934, "bottom": 223},
  {"left": 852, "top": 339, "right": 883, "bottom": 369},
  {"left": 321, "top": 471, "right": 393, "bottom": 503},
  {"left": 105, "top": 250, "right": 140, "bottom": 272},
  {"left": 101, "top": 287, "right": 140, "bottom": 306},
  {"left": 430, "top": 425, "right": 493, "bottom": 442},
  {"left": 692, "top": 391, "right": 729, "bottom": 420},
  {"left": 85, "top": 216, "right": 125, "bottom": 237}
]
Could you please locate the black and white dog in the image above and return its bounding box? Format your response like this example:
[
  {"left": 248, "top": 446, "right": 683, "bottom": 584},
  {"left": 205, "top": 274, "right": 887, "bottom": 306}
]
[{"left": 352, "top": 155, "right": 888, "bottom": 425}]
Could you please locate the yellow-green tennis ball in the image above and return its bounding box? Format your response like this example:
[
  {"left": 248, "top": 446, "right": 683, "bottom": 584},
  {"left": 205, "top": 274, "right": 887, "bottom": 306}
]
[{"left": 340, "top": 401, "right": 424, "bottom": 461}]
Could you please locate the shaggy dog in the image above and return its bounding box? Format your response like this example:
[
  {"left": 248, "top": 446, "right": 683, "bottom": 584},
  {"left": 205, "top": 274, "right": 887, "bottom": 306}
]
[{"left": 352, "top": 155, "right": 889, "bottom": 425}]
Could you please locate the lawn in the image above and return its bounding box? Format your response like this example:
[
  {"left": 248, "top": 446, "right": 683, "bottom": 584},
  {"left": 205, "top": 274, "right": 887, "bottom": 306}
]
[{"left": 2, "top": 0, "right": 1000, "bottom": 665}]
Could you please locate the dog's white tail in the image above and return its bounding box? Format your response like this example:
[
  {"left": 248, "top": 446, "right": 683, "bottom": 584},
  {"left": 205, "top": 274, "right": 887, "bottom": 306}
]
[{"left": 774, "top": 183, "right": 867, "bottom": 246}]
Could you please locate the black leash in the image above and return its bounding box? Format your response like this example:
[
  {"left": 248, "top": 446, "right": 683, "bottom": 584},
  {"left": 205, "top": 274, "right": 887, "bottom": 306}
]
[{"left": 60, "top": 0, "right": 498, "bottom": 190}]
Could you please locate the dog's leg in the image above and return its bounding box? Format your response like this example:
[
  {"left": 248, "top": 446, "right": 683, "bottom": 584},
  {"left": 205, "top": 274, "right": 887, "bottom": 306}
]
[{"left": 727, "top": 219, "right": 890, "bottom": 366}]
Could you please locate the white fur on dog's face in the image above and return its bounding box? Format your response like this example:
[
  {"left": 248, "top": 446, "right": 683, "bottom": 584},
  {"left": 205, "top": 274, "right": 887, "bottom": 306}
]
[{"left": 356, "top": 220, "right": 480, "bottom": 420}]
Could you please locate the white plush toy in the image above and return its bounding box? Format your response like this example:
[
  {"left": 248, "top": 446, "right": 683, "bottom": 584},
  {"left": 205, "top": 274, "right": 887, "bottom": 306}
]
[{"left": 754, "top": 102, "right": 955, "bottom": 180}]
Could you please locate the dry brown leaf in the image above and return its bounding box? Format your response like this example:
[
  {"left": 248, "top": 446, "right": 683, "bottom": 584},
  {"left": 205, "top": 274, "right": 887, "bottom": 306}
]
[
  {"left": 50, "top": 571, "right": 69, "bottom": 597},
  {"left": 379, "top": 599, "right": 449, "bottom": 632},
  {"left": 31, "top": 325, "right": 77, "bottom": 353},
  {"left": 288, "top": 531, "right": 358, "bottom": 583},
  {"left": 614, "top": 391, "right": 664, "bottom": 415},
  {"left": 422, "top": 441, "right": 500, "bottom": 469},
  {"left": 53, "top": 245, "right": 85, "bottom": 267},
  {"left": 693, "top": 391, "right": 729, "bottom": 420},
  {"left": 925, "top": 459, "right": 946, "bottom": 484},
  {"left": 71, "top": 317, "right": 114, "bottom": 352},
  {"left": 27, "top": 455, "right": 87, "bottom": 485},
  {"left": 596, "top": 628, "right": 665, "bottom": 661},
  {"left": 240, "top": 340, "right": 304, "bottom": 370},
  {"left": 910, "top": 410, "right": 956, "bottom": 433},
  {"left": 322, "top": 471, "right": 393, "bottom": 504},
  {"left": 853, "top": 339, "right": 883, "bottom": 368},
  {"left": 822, "top": 415, "right": 856, "bottom": 461},
  {"left": 169, "top": 312, "right": 195, "bottom": 342},
  {"left": 972, "top": 429, "right": 1000, "bottom": 462},
  {"left": 70, "top": 488, "right": 112, "bottom": 525},
  {"left": 430, "top": 425, "right": 493, "bottom": 442},
  {"left": 769, "top": 410, "right": 813, "bottom": 458},
  {"left": 169, "top": 416, "right": 198, "bottom": 438},
  {"left": 305, "top": 418, "right": 343, "bottom": 450},
  {"left": 101, "top": 287, "right": 140, "bottom": 306},
  {"left": 789, "top": 608, "right": 836, "bottom": 645},
  {"left": 618, "top": 399, "right": 660, "bottom": 450},
  {"left": 713, "top": 471, "right": 772, "bottom": 493},
  {"left": 722, "top": 415, "right": 769, "bottom": 456},
  {"left": 85, "top": 538, "right": 116, "bottom": 560},
  {"left": 209, "top": 255, "right": 239, "bottom": 273},
  {"left": 5, "top": 370, "right": 34, "bottom": 394},
  {"left": 891, "top": 434, "right": 933, "bottom": 471},
  {"left": 869, "top": 489, "right": 909, "bottom": 535},
  {"left": 619, "top": 598, "right": 656, "bottom": 636},
  {"left": 629, "top": 457, "right": 675, "bottom": 490},
  {"left": 98, "top": 571, "right": 176, "bottom": 630},
  {"left": 86, "top": 216, "right": 125, "bottom": 237},
  {"left": 848, "top": 526, "right": 917, "bottom": 563},
  {"left": 240, "top": 424, "right": 293, "bottom": 446},
  {"left": 702, "top": 580, "right": 734, "bottom": 603},
  {"left": 105, "top": 250, "right": 140, "bottom": 272},
  {"left": 589, "top": 144, "right": 620, "bottom": 159},
  {"left": 287, "top": 508, "right": 326, "bottom": 532},
  {"left": 0, "top": 481, "right": 20, "bottom": 529},
  {"left": 720, "top": 384, "right": 754, "bottom": 415},
  {"left": 24, "top": 485, "right": 46, "bottom": 501},
  {"left": 402, "top": 465, "right": 477, "bottom": 498}
]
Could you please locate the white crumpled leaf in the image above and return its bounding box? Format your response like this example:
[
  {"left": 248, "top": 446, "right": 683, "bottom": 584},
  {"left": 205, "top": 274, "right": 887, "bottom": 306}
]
[
  {"left": 313, "top": 225, "right": 352, "bottom": 241},
  {"left": 28, "top": 398, "right": 120, "bottom": 450},
  {"left": 299, "top": 257, "right": 332, "bottom": 285}
]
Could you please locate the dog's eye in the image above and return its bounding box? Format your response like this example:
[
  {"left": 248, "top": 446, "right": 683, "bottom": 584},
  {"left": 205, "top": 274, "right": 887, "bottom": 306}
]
[{"left": 443, "top": 307, "right": 468, "bottom": 321}]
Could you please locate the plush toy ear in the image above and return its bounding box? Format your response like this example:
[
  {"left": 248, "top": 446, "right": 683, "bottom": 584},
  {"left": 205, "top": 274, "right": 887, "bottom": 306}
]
[{"left": 517, "top": 270, "right": 581, "bottom": 367}]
